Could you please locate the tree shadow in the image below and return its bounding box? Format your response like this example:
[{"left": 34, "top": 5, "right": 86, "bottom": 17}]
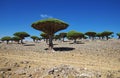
[
  {"left": 69, "top": 42, "right": 85, "bottom": 44},
  {"left": 45, "top": 47, "right": 75, "bottom": 51},
  {"left": 69, "top": 41, "right": 85, "bottom": 44},
  {"left": 23, "top": 44, "right": 35, "bottom": 46},
  {"left": 63, "top": 41, "right": 70, "bottom": 42},
  {"left": 47, "top": 44, "right": 58, "bottom": 45}
]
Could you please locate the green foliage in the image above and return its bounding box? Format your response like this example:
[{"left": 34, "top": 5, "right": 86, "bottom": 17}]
[
  {"left": 1, "top": 36, "right": 11, "bottom": 44},
  {"left": 85, "top": 31, "right": 96, "bottom": 40},
  {"left": 96, "top": 33, "right": 102, "bottom": 37},
  {"left": 59, "top": 32, "right": 67, "bottom": 38},
  {"left": 13, "top": 32, "right": 30, "bottom": 44},
  {"left": 117, "top": 33, "right": 120, "bottom": 36},
  {"left": 35, "top": 37, "right": 41, "bottom": 41},
  {"left": 31, "top": 36, "right": 40, "bottom": 42},
  {"left": 59, "top": 32, "right": 67, "bottom": 41},
  {"left": 14, "top": 32, "right": 30, "bottom": 39},
  {"left": 12, "top": 36, "right": 21, "bottom": 44},
  {"left": 31, "top": 36, "right": 39, "bottom": 39},
  {"left": 96, "top": 33, "right": 102, "bottom": 39},
  {"left": 85, "top": 32, "right": 96, "bottom": 37},
  {"left": 101, "top": 31, "right": 113, "bottom": 36},
  {"left": 101, "top": 31, "right": 113, "bottom": 40},
  {"left": 1, "top": 36, "right": 11, "bottom": 41},
  {"left": 31, "top": 18, "right": 69, "bottom": 35},
  {"left": 54, "top": 34, "right": 60, "bottom": 40},
  {"left": 40, "top": 32, "right": 49, "bottom": 39},
  {"left": 12, "top": 36, "right": 21, "bottom": 41},
  {"left": 67, "top": 30, "right": 84, "bottom": 43},
  {"left": 67, "top": 30, "right": 83, "bottom": 39},
  {"left": 116, "top": 33, "right": 120, "bottom": 39}
]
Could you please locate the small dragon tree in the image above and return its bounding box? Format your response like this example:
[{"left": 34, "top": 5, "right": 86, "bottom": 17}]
[
  {"left": 96, "top": 33, "right": 102, "bottom": 39},
  {"left": 1, "top": 36, "right": 11, "bottom": 44},
  {"left": 116, "top": 33, "right": 120, "bottom": 39},
  {"left": 101, "top": 31, "right": 113, "bottom": 40},
  {"left": 40, "top": 32, "right": 49, "bottom": 43},
  {"left": 31, "top": 36, "right": 39, "bottom": 42},
  {"left": 12, "top": 36, "right": 21, "bottom": 44},
  {"left": 31, "top": 18, "right": 69, "bottom": 51},
  {"left": 54, "top": 34, "right": 60, "bottom": 41},
  {"left": 59, "top": 32, "right": 67, "bottom": 42},
  {"left": 67, "top": 30, "right": 83, "bottom": 43},
  {"left": 85, "top": 32, "right": 96, "bottom": 40},
  {"left": 13, "top": 32, "right": 30, "bottom": 44}
]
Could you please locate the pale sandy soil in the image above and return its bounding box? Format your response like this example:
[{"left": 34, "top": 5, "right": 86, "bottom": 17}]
[{"left": 0, "top": 39, "right": 120, "bottom": 78}]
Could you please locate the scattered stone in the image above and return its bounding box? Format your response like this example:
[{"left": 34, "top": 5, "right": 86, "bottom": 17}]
[{"left": 13, "top": 62, "right": 20, "bottom": 67}]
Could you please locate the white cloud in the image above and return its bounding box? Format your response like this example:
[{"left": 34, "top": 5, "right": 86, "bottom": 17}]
[{"left": 40, "top": 14, "right": 53, "bottom": 18}]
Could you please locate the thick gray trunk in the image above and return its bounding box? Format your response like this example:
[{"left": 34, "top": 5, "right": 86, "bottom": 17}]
[
  {"left": 106, "top": 36, "right": 109, "bottom": 40},
  {"left": 21, "top": 39, "right": 23, "bottom": 44},
  {"left": 92, "top": 37, "right": 94, "bottom": 40},
  {"left": 74, "top": 39, "right": 77, "bottom": 43},
  {"left": 49, "top": 35, "right": 53, "bottom": 50},
  {"left": 7, "top": 41, "right": 9, "bottom": 44},
  {"left": 63, "top": 38, "right": 64, "bottom": 42}
]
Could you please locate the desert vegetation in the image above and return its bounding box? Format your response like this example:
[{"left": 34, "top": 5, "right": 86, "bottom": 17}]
[{"left": 13, "top": 32, "right": 30, "bottom": 44}]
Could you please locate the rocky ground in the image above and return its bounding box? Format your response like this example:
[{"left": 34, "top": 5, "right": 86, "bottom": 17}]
[{"left": 0, "top": 39, "right": 120, "bottom": 78}]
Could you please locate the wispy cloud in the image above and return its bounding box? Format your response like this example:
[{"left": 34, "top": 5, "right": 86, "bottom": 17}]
[{"left": 40, "top": 14, "right": 53, "bottom": 18}]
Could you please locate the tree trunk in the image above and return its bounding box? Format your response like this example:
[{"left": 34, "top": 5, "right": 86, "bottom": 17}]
[
  {"left": 102, "top": 36, "right": 104, "bottom": 40},
  {"left": 21, "top": 39, "right": 23, "bottom": 44},
  {"left": 106, "top": 36, "right": 109, "bottom": 40},
  {"left": 17, "top": 41, "right": 19, "bottom": 44},
  {"left": 92, "top": 37, "right": 94, "bottom": 40},
  {"left": 7, "top": 40, "right": 9, "bottom": 44},
  {"left": 63, "top": 38, "right": 64, "bottom": 42},
  {"left": 33, "top": 39, "right": 35, "bottom": 42},
  {"left": 46, "top": 39, "right": 48, "bottom": 44},
  {"left": 48, "top": 35, "right": 53, "bottom": 51},
  {"left": 118, "top": 36, "right": 120, "bottom": 39},
  {"left": 74, "top": 39, "right": 77, "bottom": 43}
]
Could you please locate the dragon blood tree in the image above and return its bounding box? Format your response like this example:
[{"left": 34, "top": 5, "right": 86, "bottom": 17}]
[
  {"left": 14, "top": 32, "right": 30, "bottom": 44},
  {"left": 31, "top": 18, "right": 69, "bottom": 51}
]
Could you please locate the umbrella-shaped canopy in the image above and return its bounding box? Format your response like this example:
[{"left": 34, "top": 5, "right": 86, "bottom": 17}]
[{"left": 31, "top": 18, "right": 69, "bottom": 35}]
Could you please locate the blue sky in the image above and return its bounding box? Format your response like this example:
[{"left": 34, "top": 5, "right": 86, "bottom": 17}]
[{"left": 0, "top": 0, "right": 120, "bottom": 39}]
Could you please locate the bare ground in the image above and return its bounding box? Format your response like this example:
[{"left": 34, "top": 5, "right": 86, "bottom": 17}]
[{"left": 0, "top": 39, "right": 120, "bottom": 78}]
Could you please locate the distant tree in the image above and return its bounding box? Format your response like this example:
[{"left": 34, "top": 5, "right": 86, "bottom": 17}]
[
  {"left": 40, "top": 32, "right": 49, "bottom": 43},
  {"left": 12, "top": 36, "right": 21, "bottom": 44},
  {"left": 54, "top": 34, "right": 60, "bottom": 41},
  {"left": 101, "top": 31, "right": 113, "bottom": 40},
  {"left": 31, "top": 36, "right": 39, "bottom": 42},
  {"left": 96, "top": 33, "right": 102, "bottom": 39},
  {"left": 67, "top": 30, "right": 83, "bottom": 43},
  {"left": 32, "top": 18, "right": 69, "bottom": 50},
  {"left": 40, "top": 32, "right": 49, "bottom": 39},
  {"left": 59, "top": 32, "right": 67, "bottom": 42},
  {"left": 83, "top": 35, "right": 88, "bottom": 39},
  {"left": 85, "top": 32, "right": 96, "bottom": 40},
  {"left": 14, "top": 32, "right": 30, "bottom": 44},
  {"left": 36, "top": 37, "right": 41, "bottom": 42},
  {"left": 116, "top": 33, "right": 120, "bottom": 39},
  {"left": 78, "top": 32, "right": 84, "bottom": 39},
  {"left": 1, "top": 36, "right": 11, "bottom": 44}
]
